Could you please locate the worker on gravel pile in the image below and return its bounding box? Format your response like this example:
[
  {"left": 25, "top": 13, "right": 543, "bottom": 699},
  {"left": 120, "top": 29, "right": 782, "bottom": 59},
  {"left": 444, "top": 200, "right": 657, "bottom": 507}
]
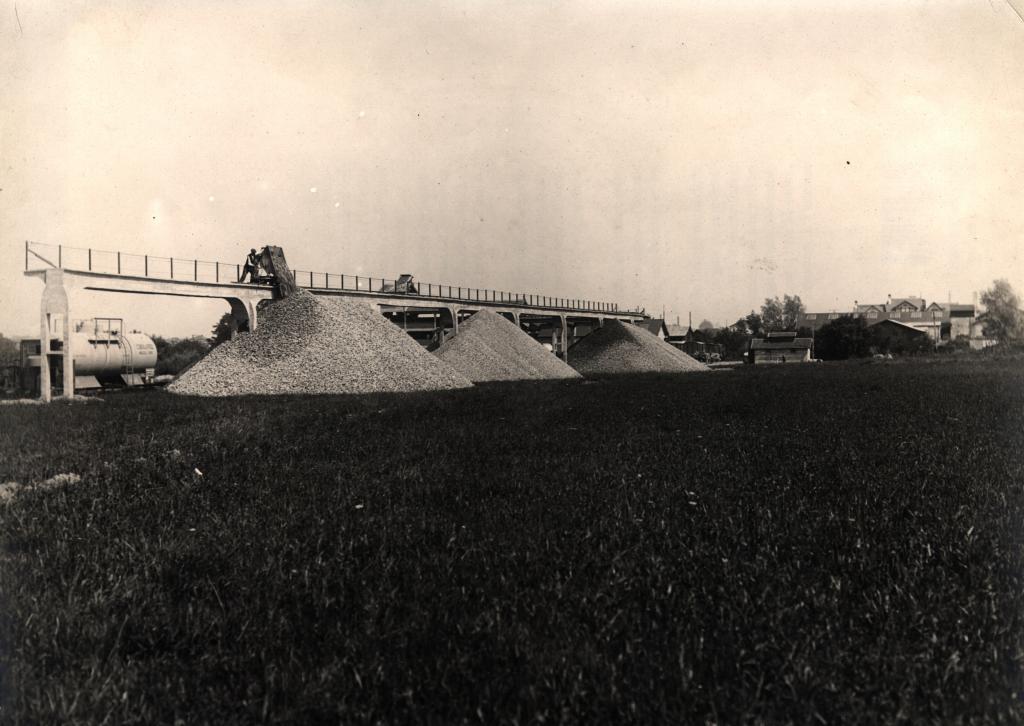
[{"left": 239, "top": 248, "right": 261, "bottom": 283}]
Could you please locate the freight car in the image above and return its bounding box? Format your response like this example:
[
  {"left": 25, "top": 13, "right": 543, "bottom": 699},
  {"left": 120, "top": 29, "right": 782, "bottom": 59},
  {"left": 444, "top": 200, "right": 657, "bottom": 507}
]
[{"left": 19, "top": 318, "right": 157, "bottom": 395}]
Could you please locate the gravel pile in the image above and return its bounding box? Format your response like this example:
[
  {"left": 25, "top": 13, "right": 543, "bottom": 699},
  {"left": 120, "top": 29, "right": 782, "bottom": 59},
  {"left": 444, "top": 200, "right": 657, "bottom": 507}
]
[
  {"left": 567, "top": 319, "right": 709, "bottom": 376},
  {"left": 433, "top": 309, "right": 581, "bottom": 382},
  {"left": 169, "top": 291, "right": 472, "bottom": 396}
]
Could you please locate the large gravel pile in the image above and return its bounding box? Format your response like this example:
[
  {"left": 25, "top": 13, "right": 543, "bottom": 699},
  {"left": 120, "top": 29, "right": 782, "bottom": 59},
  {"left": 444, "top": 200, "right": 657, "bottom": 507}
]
[
  {"left": 169, "top": 291, "right": 472, "bottom": 395},
  {"left": 433, "top": 309, "right": 581, "bottom": 382},
  {"left": 567, "top": 319, "right": 709, "bottom": 376}
]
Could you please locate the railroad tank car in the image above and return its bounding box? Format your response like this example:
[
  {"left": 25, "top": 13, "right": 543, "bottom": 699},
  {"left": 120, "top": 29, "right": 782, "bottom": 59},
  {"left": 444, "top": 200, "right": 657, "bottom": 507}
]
[
  {"left": 69, "top": 330, "right": 157, "bottom": 383},
  {"left": 19, "top": 318, "right": 158, "bottom": 393}
]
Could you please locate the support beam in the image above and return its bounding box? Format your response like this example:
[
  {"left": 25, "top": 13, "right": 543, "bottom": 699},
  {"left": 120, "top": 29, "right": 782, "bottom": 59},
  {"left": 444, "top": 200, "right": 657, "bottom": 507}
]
[
  {"left": 39, "top": 312, "right": 51, "bottom": 403},
  {"left": 560, "top": 315, "right": 569, "bottom": 363},
  {"left": 63, "top": 305, "right": 73, "bottom": 399},
  {"left": 227, "top": 298, "right": 252, "bottom": 336},
  {"left": 39, "top": 269, "right": 73, "bottom": 400},
  {"left": 247, "top": 298, "right": 259, "bottom": 331},
  {"left": 226, "top": 293, "right": 264, "bottom": 336}
]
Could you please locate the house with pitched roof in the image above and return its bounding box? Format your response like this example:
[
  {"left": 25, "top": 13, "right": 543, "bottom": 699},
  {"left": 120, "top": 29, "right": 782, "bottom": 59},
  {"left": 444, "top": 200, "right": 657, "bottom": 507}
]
[
  {"left": 664, "top": 323, "right": 723, "bottom": 361},
  {"left": 866, "top": 318, "right": 931, "bottom": 350},
  {"left": 887, "top": 296, "right": 926, "bottom": 314},
  {"left": 925, "top": 302, "right": 977, "bottom": 339},
  {"left": 665, "top": 322, "right": 688, "bottom": 339},
  {"left": 748, "top": 332, "right": 813, "bottom": 364},
  {"left": 635, "top": 318, "right": 669, "bottom": 339}
]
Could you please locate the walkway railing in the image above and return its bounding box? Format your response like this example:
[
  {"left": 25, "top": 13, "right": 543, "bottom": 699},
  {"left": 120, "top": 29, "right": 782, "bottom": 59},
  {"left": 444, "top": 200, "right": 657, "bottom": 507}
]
[{"left": 25, "top": 241, "right": 639, "bottom": 315}]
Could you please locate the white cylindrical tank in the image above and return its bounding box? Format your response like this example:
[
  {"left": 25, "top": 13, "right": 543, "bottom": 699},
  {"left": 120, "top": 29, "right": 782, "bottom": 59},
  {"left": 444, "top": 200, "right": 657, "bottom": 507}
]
[{"left": 71, "top": 332, "right": 158, "bottom": 377}]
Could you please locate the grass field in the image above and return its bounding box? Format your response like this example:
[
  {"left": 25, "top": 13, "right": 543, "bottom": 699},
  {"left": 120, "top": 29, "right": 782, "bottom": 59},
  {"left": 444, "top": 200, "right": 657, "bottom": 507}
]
[{"left": 1, "top": 360, "right": 1022, "bottom": 724}]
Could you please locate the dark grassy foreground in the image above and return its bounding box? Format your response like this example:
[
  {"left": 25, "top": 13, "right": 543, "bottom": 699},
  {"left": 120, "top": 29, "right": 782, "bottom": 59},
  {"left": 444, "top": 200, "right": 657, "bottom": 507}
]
[{"left": 1, "top": 361, "right": 1022, "bottom": 724}]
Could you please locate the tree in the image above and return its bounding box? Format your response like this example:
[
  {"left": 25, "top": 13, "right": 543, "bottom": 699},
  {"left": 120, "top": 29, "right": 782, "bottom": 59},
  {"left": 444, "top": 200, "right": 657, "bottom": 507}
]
[
  {"left": 209, "top": 313, "right": 235, "bottom": 347},
  {"left": 782, "top": 294, "right": 805, "bottom": 329},
  {"left": 760, "top": 294, "right": 805, "bottom": 332},
  {"left": 814, "top": 315, "right": 873, "bottom": 360},
  {"left": 152, "top": 335, "right": 210, "bottom": 376},
  {"left": 698, "top": 319, "right": 715, "bottom": 331},
  {"left": 0, "top": 334, "right": 18, "bottom": 367},
  {"left": 691, "top": 327, "right": 712, "bottom": 343},
  {"left": 741, "top": 311, "right": 764, "bottom": 337},
  {"left": 979, "top": 279, "right": 1023, "bottom": 342},
  {"left": 760, "top": 297, "right": 784, "bottom": 332},
  {"left": 711, "top": 326, "right": 750, "bottom": 361}
]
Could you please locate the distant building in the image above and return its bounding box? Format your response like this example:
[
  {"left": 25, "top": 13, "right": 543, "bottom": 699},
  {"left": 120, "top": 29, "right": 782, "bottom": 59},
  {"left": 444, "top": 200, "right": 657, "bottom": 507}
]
[
  {"left": 748, "top": 332, "right": 813, "bottom": 364},
  {"left": 888, "top": 296, "right": 926, "bottom": 314},
  {"left": 665, "top": 322, "right": 688, "bottom": 339},
  {"left": 855, "top": 302, "right": 887, "bottom": 314},
  {"left": 665, "top": 324, "right": 722, "bottom": 360},
  {"left": 635, "top": 318, "right": 669, "bottom": 339},
  {"left": 797, "top": 295, "right": 978, "bottom": 345},
  {"left": 866, "top": 318, "right": 930, "bottom": 348},
  {"left": 939, "top": 303, "right": 976, "bottom": 340}
]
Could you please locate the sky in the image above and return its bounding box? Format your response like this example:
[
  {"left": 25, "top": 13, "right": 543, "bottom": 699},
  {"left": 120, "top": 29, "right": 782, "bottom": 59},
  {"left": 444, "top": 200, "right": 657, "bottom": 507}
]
[{"left": 2, "top": 0, "right": 1022, "bottom": 338}]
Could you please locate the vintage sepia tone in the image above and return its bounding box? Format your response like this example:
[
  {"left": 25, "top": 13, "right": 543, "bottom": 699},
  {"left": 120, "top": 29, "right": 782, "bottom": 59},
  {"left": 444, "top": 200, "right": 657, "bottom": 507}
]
[{"left": 1, "top": 1, "right": 1022, "bottom": 723}]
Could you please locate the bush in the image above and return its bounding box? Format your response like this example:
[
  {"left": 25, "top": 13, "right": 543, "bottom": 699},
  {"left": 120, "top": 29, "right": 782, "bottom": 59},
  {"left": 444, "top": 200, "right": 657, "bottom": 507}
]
[
  {"left": 878, "top": 332, "right": 934, "bottom": 357},
  {"left": 152, "top": 336, "right": 210, "bottom": 375}
]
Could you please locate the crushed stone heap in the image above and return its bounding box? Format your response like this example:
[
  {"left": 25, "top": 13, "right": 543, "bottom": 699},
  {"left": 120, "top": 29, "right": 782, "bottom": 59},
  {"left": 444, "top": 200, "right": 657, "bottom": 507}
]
[
  {"left": 567, "top": 319, "right": 710, "bottom": 376},
  {"left": 433, "top": 309, "right": 582, "bottom": 382},
  {"left": 169, "top": 291, "right": 473, "bottom": 396}
]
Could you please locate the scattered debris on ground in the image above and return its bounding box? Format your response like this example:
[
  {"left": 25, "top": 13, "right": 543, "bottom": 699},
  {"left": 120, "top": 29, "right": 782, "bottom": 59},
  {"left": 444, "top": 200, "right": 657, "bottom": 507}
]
[
  {"left": 0, "top": 473, "right": 82, "bottom": 503},
  {"left": 433, "top": 309, "right": 581, "bottom": 382},
  {"left": 0, "top": 395, "right": 102, "bottom": 405},
  {"left": 169, "top": 291, "right": 472, "bottom": 396},
  {"left": 567, "top": 320, "right": 710, "bottom": 375}
]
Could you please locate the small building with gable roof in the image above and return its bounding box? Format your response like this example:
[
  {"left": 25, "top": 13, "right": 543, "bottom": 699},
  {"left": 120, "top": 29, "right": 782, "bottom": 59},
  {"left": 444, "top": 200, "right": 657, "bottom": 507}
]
[
  {"left": 635, "top": 318, "right": 669, "bottom": 339},
  {"left": 748, "top": 331, "right": 813, "bottom": 364}
]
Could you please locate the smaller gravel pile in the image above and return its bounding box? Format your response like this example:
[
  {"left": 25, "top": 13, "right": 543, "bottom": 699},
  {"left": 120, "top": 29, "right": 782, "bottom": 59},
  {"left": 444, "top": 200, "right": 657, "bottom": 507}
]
[
  {"left": 434, "top": 309, "right": 581, "bottom": 382},
  {"left": 568, "top": 319, "right": 709, "bottom": 376},
  {"left": 170, "top": 291, "right": 472, "bottom": 396}
]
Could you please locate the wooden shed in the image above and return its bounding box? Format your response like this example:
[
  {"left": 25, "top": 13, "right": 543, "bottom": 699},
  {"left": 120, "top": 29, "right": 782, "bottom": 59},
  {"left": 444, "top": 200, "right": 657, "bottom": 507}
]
[{"left": 748, "top": 332, "right": 813, "bottom": 364}]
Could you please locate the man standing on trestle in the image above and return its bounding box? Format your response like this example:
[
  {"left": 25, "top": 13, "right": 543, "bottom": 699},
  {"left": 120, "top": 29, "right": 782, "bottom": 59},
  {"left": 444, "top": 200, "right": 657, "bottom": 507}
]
[{"left": 239, "top": 248, "right": 260, "bottom": 283}]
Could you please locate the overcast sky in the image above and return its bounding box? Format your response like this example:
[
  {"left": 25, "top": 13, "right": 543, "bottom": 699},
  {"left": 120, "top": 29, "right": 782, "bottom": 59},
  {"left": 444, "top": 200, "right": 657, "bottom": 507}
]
[{"left": 2, "top": 0, "right": 1022, "bottom": 338}]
